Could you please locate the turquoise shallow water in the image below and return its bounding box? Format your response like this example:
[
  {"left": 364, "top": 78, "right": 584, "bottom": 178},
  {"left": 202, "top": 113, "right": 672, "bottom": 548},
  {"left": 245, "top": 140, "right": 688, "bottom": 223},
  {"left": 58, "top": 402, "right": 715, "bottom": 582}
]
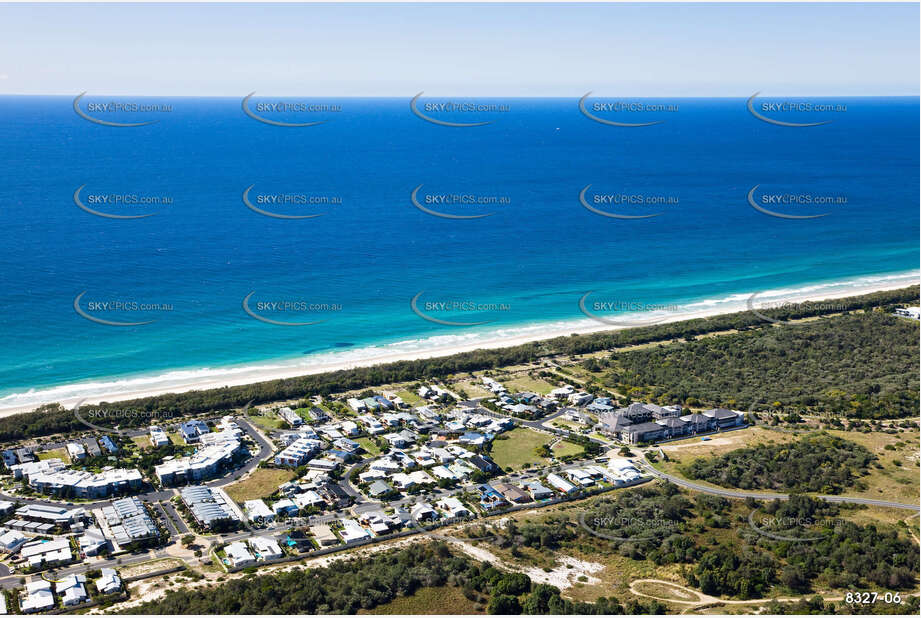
[{"left": 0, "top": 96, "right": 917, "bottom": 407}]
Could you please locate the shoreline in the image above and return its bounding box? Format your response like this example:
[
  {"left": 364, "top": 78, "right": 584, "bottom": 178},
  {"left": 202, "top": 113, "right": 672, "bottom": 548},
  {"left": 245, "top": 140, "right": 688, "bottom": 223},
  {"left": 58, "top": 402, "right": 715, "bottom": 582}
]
[{"left": 0, "top": 274, "right": 917, "bottom": 418}]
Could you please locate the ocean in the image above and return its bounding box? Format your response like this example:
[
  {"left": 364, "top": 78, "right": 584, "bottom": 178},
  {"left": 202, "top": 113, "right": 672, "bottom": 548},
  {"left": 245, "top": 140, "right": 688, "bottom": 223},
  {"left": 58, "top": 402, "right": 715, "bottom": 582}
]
[{"left": 0, "top": 95, "right": 918, "bottom": 409}]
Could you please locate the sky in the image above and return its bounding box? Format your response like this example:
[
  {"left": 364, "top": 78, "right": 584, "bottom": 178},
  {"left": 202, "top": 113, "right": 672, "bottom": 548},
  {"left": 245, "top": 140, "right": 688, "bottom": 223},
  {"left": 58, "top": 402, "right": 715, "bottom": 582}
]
[{"left": 0, "top": 2, "right": 918, "bottom": 96}]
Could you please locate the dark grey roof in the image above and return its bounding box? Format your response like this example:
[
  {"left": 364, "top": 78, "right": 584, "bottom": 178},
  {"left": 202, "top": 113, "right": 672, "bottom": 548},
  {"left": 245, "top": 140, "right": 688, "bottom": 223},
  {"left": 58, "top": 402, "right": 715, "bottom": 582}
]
[
  {"left": 597, "top": 412, "right": 633, "bottom": 430},
  {"left": 656, "top": 417, "right": 687, "bottom": 428},
  {"left": 627, "top": 422, "right": 665, "bottom": 434}
]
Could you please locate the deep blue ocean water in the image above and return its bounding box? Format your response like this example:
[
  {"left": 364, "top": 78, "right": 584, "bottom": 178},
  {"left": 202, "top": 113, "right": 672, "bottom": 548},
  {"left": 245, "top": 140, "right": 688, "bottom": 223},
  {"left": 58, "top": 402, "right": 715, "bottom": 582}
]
[{"left": 0, "top": 95, "right": 917, "bottom": 406}]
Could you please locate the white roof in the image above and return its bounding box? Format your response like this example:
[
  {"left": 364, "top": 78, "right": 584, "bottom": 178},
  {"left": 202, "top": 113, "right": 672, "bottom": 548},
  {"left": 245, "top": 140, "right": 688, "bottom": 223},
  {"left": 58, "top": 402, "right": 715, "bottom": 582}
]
[
  {"left": 243, "top": 500, "right": 274, "bottom": 520},
  {"left": 225, "top": 541, "right": 254, "bottom": 564}
]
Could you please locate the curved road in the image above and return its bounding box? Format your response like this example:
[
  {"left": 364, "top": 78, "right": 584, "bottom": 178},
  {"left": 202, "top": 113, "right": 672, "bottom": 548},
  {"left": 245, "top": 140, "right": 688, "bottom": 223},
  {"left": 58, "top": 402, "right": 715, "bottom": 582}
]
[{"left": 637, "top": 458, "right": 920, "bottom": 511}]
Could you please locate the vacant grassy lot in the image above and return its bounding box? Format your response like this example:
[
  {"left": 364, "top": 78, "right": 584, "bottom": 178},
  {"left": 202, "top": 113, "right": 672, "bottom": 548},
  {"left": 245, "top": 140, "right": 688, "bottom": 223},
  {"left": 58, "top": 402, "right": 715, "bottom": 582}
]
[
  {"left": 825, "top": 427, "right": 920, "bottom": 503},
  {"left": 248, "top": 413, "right": 286, "bottom": 431},
  {"left": 453, "top": 379, "right": 493, "bottom": 399},
  {"left": 504, "top": 375, "right": 556, "bottom": 395},
  {"left": 225, "top": 468, "right": 296, "bottom": 503},
  {"left": 131, "top": 435, "right": 151, "bottom": 449},
  {"left": 359, "top": 585, "right": 485, "bottom": 615},
  {"left": 396, "top": 390, "right": 423, "bottom": 406},
  {"left": 551, "top": 439, "right": 584, "bottom": 458},
  {"left": 489, "top": 428, "right": 554, "bottom": 470},
  {"left": 356, "top": 437, "right": 381, "bottom": 456},
  {"left": 38, "top": 447, "right": 68, "bottom": 461}
]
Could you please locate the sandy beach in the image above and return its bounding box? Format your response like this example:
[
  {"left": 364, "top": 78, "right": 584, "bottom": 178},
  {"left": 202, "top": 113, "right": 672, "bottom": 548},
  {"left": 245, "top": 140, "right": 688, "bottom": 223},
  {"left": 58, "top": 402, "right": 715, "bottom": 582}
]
[{"left": 0, "top": 275, "right": 916, "bottom": 418}]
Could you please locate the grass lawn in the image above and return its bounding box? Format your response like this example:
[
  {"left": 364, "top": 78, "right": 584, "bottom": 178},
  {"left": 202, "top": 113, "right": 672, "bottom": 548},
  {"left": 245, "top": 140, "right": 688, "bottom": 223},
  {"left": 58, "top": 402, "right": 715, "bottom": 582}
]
[
  {"left": 356, "top": 437, "right": 381, "bottom": 456},
  {"left": 248, "top": 413, "right": 286, "bottom": 431},
  {"left": 396, "top": 390, "right": 423, "bottom": 406},
  {"left": 131, "top": 435, "right": 151, "bottom": 449},
  {"left": 224, "top": 468, "right": 296, "bottom": 503},
  {"left": 167, "top": 431, "right": 184, "bottom": 446},
  {"left": 551, "top": 439, "right": 584, "bottom": 458},
  {"left": 38, "top": 447, "right": 68, "bottom": 462},
  {"left": 824, "top": 428, "right": 920, "bottom": 504},
  {"left": 489, "top": 428, "right": 554, "bottom": 470},
  {"left": 550, "top": 419, "right": 591, "bottom": 434},
  {"left": 453, "top": 379, "right": 493, "bottom": 399},
  {"left": 359, "top": 585, "right": 485, "bottom": 615},
  {"left": 503, "top": 375, "right": 556, "bottom": 395}
]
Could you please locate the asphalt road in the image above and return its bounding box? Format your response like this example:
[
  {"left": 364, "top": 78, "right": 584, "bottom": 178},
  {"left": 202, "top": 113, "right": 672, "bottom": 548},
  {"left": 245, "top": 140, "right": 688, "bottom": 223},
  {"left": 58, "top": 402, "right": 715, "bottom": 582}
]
[{"left": 636, "top": 458, "right": 921, "bottom": 511}]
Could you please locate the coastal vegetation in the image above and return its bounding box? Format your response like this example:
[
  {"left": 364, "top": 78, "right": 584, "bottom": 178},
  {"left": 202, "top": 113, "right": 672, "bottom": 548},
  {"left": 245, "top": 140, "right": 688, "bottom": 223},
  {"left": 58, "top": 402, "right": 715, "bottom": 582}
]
[
  {"left": 118, "top": 542, "right": 667, "bottom": 615},
  {"left": 680, "top": 433, "right": 876, "bottom": 494},
  {"left": 1, "top": 286, "right": 916, "bottom": 442},
  {"left": 467, "top": 484, "right": 918, "bottom": 600},
  {"left": 608, "top": 311, "right": 918, "bottom": 419}
]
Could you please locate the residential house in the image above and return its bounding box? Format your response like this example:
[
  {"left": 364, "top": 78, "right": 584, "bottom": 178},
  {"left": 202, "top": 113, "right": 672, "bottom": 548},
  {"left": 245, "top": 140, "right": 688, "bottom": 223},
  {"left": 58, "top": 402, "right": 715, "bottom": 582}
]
[
  {"left": 523, "top": 480, "right": 554, "bottom": 501},
  {"left": 310, "top": 524, "right": 339, "bottom": 546},
  {"left": 149, "top": 426, "right": 170, "bottom": 447},
  {"left": 278, "top": 407, "right": 303, "bottom": 427},
  {"left": 56, "top": 574, "right": 88, "bottom": 607},
  {"left": 436, "top": 497, "right": 471, "bottom": 518},
  {"left": 20, "top": 580, "right": 55, "bottom": 613},
  {"left": 225, "top": 541, "right": 255, "bottom": 567},
  {"left": 95, "top": 568, "right": 122, "bottom": 595},
  {"left": 249, "top": 536, "right": 283, "bottom": 560},
  {"left": 179, "top": 420, "right": 209, "bottom": 444},
  {"left": 243, "top": 500, "right": 275, "bottom": 523},
  {"left": 545, "top": 473, "right": 577, "bottom": 494},
  {"left": 492, "top": 482, "right": 531, "bottom": 503}
]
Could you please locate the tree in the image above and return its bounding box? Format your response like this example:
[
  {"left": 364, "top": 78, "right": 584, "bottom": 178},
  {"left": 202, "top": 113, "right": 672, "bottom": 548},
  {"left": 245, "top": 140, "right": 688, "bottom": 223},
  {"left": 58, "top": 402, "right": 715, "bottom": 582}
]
[
  {"left": 487, "top": 594, "right": 522, "bottom": 615},
  {"left": 493, "top": 572, "right": 531, "bottom": 596}
]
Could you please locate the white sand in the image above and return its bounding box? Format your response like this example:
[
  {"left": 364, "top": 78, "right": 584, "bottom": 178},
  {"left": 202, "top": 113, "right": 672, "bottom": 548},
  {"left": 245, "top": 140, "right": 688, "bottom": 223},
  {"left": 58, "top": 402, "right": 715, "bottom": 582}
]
[{"left": 1, "top": 276, "right": 916, "bottom": 418}]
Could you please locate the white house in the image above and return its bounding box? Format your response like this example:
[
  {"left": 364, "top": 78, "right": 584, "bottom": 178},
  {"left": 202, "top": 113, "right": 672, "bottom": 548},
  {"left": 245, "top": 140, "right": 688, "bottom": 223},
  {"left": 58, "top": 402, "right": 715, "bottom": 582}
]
[
  {"left": 95, "top": 568, "right": 122, "bottom": 595},
  {"left": 20, "top": 580, "right": 55, "bottom": 613},
  {"left": 225, "top": 541, "right": 255, "bottom": 567},
  {"left": 56, "top": 574, "right": 88, "bottom": 607},
  {"left": 243, "top": 499, "right": 275, "bottom": 523},
  {"left": 0, "top": 529, "right": 27, "bottom": 552},
  {"left": 249, "top": 536, "right": 283, "bottom": 560},
  {"left": 339, "top": 518, "right": 370, "bottom": 543},
  {"left": 436, "top": 497, "right": 470, "bottom": 518}
]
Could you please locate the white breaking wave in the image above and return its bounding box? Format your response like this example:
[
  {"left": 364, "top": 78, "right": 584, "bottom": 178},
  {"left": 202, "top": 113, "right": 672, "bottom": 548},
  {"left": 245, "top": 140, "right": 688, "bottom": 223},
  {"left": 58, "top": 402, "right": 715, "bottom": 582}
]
[{"left": 1, "top": 270, "right": 917, "bottom": 413}]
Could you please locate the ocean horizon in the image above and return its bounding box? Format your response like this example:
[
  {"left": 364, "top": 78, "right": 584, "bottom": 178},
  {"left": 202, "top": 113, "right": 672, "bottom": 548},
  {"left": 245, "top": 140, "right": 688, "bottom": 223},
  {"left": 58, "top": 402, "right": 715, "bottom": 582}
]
[{"left": 1, "top": 95, "right": 918, "bottom": 410}]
